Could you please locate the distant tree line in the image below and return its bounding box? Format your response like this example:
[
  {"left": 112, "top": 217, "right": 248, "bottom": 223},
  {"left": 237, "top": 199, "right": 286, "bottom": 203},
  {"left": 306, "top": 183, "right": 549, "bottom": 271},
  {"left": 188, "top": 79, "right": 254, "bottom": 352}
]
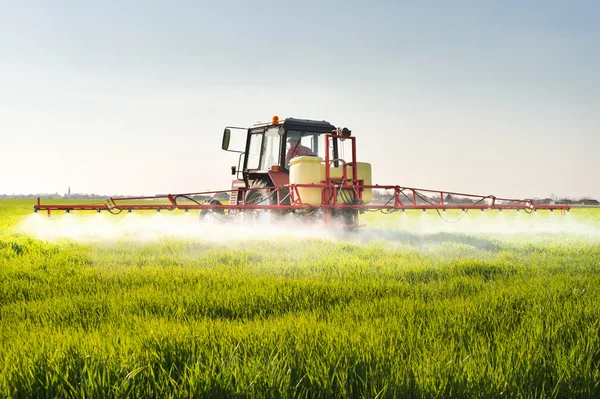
[
  {"left": 0, "top": 192, "right": 233, "bottom": 202},
  {"left": 370, "top": 190, "right": 599, "bottom": 205},
  {"left": 0, "top": 193, "right": 137, "bottom": 200}
]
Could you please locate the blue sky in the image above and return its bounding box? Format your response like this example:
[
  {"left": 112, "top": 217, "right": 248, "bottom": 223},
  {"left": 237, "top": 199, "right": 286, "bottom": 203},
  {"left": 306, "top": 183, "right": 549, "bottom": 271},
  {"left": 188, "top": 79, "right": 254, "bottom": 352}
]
[{"left": 1, "top": 0, "right": 598, "bottom": 198}]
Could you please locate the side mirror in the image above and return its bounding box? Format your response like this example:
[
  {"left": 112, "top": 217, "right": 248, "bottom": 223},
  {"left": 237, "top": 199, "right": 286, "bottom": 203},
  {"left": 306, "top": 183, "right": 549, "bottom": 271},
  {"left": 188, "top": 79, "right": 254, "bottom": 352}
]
[{"left": 222, "top": 128, "right": 231, "bottom": 150}]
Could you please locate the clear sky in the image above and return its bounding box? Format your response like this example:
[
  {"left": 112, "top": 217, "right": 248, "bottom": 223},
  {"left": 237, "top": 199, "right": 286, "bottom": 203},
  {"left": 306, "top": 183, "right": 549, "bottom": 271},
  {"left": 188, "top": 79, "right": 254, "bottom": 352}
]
[{"left": 1, "top": 0, "right": 598, "bottom": 199}]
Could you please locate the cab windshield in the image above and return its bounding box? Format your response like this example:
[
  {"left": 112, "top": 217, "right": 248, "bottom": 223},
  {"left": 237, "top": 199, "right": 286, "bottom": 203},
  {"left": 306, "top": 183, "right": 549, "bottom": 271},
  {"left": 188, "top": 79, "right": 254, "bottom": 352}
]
[{"left": 284, "top": 130, "right": 325, "bottom": 168}]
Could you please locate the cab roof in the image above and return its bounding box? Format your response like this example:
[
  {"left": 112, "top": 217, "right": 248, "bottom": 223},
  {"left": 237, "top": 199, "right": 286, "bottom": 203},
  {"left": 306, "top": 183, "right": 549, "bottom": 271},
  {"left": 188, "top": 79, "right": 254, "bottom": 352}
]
[
  {"left": 282, "top": 118, "right": 336, "bottom": 133},
  {"left": 251, "top": 117, "right": 336, "bottom": 133}
]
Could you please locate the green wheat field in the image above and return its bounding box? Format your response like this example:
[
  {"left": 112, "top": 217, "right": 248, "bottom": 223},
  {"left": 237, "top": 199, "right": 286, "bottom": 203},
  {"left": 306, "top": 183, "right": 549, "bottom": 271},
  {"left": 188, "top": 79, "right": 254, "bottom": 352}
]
[{"left": 1, "top": 199, "right": 599, "bottom": 398}]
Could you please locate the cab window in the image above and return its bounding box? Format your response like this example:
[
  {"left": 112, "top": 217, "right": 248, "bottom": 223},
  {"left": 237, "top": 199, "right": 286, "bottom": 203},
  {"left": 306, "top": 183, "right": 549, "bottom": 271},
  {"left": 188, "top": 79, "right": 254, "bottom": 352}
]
[
  {"left": 259, "top": 127, "right": 281, "bottom": 170},
  {"left": 246, "top": 132, "right": 263, "bottom": 170}
]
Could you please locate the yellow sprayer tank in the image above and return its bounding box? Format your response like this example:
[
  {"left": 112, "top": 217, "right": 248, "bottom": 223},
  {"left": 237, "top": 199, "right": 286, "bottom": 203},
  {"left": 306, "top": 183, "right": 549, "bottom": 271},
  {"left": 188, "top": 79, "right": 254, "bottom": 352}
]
[
  {"left": 289, "top": 156, "right": 325, "bottom": 207},
  {"left": 329, "top": 162, "right": 372, "bottom": 204}
]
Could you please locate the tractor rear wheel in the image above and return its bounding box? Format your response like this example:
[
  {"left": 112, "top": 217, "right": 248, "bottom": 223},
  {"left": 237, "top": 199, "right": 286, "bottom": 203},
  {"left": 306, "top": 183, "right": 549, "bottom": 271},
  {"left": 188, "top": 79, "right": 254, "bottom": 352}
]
[
  {"left": 243, "top": 180, "right": 275, "bottom": 223},
  {"left": 199, "top": 199, "right": 225, "bottom": 222}
]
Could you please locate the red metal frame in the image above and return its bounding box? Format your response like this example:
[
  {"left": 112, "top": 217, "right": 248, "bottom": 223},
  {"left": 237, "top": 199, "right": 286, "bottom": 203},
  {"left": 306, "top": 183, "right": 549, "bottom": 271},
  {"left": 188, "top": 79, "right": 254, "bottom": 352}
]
[{"left": 34, "top": 134, "right": 570, "bottom": 226}]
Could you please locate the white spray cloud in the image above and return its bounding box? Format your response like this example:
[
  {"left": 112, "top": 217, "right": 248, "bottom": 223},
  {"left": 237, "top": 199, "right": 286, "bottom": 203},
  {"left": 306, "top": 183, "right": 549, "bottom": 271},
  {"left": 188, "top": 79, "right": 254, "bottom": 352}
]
[
  {"left": 365, "top": 210, "right": 600, "bottom": 236},
  {"left": 16, "top": 211, "right": 338, "bottom": 243},
  {"left": 15, "top": 209, "right": 600, "bottom": 244}
]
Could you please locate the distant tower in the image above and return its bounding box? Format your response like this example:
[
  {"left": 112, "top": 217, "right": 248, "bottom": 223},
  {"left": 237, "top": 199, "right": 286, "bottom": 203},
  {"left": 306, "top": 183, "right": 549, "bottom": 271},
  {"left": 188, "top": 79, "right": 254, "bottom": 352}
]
[{"left": 68, "top": 186, "right": 71, "bottom": 197}]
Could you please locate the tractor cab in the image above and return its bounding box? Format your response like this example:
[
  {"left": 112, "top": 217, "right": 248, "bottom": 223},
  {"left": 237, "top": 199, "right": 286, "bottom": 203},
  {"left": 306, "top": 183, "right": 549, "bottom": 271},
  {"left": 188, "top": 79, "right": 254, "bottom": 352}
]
[{"left": 222, "top": 116, "right": 342, "bottom": 189}]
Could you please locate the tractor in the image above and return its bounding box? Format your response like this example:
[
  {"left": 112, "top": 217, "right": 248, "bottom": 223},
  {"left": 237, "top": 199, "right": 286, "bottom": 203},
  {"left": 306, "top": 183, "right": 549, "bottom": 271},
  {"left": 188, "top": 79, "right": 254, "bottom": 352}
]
[{"left": 34, "top": 115, "right": 570, "bottom": 228}]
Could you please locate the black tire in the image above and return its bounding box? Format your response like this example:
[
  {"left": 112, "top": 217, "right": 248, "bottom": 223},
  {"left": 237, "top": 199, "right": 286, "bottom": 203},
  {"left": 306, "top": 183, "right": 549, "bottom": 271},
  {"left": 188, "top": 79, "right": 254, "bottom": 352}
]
[
  {"left": 243, "top": 180, "right": 275, "bottom": 223},
  {"left": 245, "top": 180, "right": 271, "bottom": 205},
  {"left": 328, "top": 208, "right": 358, "bottom": 226},
  {"left": 199, "top": 199, "right": 225, "bottom": 222}
]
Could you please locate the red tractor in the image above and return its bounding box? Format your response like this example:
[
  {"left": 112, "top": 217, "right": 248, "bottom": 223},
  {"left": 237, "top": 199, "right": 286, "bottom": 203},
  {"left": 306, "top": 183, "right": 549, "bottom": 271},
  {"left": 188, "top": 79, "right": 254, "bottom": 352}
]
[{"left": 35, "top": 115, "right": 569, "bottom": 228}]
